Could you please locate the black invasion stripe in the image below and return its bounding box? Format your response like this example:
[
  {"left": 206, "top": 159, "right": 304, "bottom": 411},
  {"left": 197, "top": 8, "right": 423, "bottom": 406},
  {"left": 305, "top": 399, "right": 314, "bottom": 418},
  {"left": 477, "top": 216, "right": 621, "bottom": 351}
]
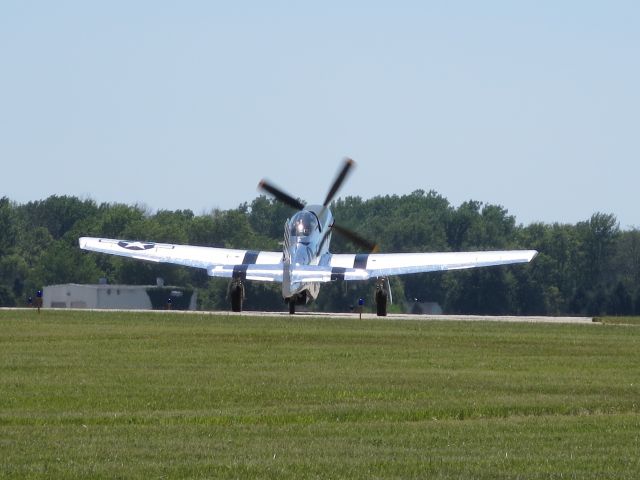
[
  {"left": 242, "top": 250, "right": 260, "bottom": 264},
  {"left": 232, "top": 264, "right": 249, "bottom": 280},
  {"left": 353, "top": 253, "right": 369, "bottom": 269},
  {"left": 331, "top": 267, "right": 346, "bottom": 281}
]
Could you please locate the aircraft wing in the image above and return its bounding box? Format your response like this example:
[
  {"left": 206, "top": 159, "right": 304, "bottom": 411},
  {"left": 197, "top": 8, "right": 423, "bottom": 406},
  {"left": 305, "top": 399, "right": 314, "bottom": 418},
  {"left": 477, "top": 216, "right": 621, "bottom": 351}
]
[
  {"left": 326, "top": 250, "right": 538, "bottom": 279},
  {"left": 78, "top": 237, "right": 283, "bottom": 280},
  {"left": 80, "top": 237, "right": 536, "bottom": 284},
  {"left": 229, "top": 250, "right": 538, "bottom": 284}
]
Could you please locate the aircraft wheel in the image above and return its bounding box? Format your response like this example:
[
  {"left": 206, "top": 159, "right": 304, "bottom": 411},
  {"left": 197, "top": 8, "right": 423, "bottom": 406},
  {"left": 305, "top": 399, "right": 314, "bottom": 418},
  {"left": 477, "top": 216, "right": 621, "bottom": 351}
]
[
  {"left": 230, "top": 283, "right": 244, "bottom": 312},
  {"left": 289, "top": 298, "right": 296, "bottom": 315},
  {"left": 375, "top": 288, "right": 388, "bottom": 317}
]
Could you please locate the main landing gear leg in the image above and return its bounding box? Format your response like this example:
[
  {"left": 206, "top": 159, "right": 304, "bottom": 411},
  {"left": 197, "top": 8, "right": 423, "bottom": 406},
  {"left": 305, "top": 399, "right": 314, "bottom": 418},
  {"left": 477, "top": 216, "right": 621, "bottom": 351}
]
[
  {"left": 288, "top": 298, "right": 296, "bottom": 315},
  {"left": 375, "top": 278, "right": 388, "bottom": 317},
  {"left": 230, "top": 280, "right": 244, "bottom": 313}
]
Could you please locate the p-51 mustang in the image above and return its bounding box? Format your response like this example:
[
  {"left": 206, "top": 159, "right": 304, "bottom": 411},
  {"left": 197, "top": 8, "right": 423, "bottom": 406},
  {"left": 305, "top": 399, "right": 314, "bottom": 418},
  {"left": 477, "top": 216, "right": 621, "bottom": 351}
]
[{"left": 79, "top": 159, "right": 537, "bottom": 315}]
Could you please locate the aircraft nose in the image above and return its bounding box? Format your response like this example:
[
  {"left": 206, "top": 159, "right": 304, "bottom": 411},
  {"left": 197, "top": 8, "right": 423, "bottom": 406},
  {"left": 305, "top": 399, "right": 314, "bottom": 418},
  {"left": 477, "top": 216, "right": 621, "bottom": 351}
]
[{"left": 292, "top": 244, "right": 312, "bottom": 265}]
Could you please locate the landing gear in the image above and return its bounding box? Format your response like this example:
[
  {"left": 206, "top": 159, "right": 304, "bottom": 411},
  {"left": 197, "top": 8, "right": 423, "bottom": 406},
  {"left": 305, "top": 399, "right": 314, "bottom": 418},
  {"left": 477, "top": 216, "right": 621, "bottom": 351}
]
[
  {"left": 375, "top": 278, "right": 388, "bottom": 317},
  {"left": 286, "top": 292, "right": 309, "bottom": 315},
  {"left": 230, "top": 280, "right": 244, "bottom": 312}
]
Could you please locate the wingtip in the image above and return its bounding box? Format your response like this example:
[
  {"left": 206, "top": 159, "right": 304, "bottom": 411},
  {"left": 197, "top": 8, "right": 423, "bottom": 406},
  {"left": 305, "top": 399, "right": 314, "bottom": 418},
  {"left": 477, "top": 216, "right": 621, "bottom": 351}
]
[{"left": 78, "top": 237, "right": 88, "bottom": 249}]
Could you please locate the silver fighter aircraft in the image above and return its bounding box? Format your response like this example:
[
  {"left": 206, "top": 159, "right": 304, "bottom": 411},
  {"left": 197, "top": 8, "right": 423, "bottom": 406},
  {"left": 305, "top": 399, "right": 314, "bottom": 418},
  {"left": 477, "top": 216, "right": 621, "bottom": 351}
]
[{"left": 79, "top": 158, "right": 537, "bottom": 315}]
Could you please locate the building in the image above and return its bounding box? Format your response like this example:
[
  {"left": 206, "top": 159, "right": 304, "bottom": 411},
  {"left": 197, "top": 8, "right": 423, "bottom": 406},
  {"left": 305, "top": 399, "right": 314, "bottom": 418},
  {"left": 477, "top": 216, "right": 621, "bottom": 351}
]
[{"left": 43, "top": 283, "right": 197, "bottom": 310}]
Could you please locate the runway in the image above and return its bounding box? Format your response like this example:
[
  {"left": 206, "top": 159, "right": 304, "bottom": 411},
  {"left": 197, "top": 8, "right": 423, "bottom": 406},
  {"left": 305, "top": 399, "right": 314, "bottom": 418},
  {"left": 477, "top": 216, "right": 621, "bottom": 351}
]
[
  {"left": 181, "top": 310, "right": 597, "bottom": 324},
  {"left": 1, "top": 307, "right": 596, "bottom": 324}
]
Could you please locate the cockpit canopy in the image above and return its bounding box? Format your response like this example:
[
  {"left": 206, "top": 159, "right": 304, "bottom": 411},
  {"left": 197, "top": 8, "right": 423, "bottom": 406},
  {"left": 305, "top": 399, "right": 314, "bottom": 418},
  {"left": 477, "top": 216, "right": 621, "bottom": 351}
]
[{"left": 289, "top": 211, "right": 319, "bottom": 237}]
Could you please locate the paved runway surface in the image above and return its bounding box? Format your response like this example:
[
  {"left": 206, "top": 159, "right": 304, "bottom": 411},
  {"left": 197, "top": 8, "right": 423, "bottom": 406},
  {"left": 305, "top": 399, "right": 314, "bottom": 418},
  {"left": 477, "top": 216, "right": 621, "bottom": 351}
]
[
  {"left": 1, "top": 308, "right": 596, "bottom": 324},
  {"left": 212, "top": 311, "right": 597, "bottom": 324},
  {"left": 179, "top": 310, "right": 597, "bottom": 324}
]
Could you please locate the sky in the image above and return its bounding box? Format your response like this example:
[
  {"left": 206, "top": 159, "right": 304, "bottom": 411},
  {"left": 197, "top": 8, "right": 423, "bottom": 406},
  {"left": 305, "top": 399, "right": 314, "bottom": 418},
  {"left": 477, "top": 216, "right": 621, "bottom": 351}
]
[{"left": 1, "top": 1, "right": 639, "bottom": 228}]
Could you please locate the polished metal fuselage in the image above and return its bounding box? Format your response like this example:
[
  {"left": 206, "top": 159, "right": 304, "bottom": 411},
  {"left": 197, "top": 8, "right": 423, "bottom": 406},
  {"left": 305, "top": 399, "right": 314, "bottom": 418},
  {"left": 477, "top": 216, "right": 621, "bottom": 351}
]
[{"left": 282, "top": 204, "right": 333, "bottom": 302}]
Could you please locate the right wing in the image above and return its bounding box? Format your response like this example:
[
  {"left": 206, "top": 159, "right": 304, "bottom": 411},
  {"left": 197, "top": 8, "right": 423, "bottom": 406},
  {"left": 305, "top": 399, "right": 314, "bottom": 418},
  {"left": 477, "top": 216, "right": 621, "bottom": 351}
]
[
  {"left": 78, "top": 237, "right": 284, "bottom": 281},
  {"left": 327, "top": 250, "right": 538, "bottom": 278}
]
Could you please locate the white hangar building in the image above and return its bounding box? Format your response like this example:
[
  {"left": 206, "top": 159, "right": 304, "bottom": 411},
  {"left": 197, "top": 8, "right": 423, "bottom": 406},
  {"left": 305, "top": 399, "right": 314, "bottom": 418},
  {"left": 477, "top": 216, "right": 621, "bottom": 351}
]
[{"left": 43, "top": 283, "right": 197, "bottom": 310}]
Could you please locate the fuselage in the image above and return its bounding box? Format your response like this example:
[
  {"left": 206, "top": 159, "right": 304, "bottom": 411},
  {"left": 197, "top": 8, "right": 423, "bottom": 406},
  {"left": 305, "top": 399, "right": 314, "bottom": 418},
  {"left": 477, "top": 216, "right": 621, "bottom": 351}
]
[{"left": 282, "top": 204, "right": 333, "bottom": 303}]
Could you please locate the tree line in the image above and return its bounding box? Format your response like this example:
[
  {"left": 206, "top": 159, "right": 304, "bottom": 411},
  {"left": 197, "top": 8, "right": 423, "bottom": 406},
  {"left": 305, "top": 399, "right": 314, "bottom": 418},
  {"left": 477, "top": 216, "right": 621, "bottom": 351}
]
[{"left": 1, "top": 192, "right": 638, "bottom": 315}]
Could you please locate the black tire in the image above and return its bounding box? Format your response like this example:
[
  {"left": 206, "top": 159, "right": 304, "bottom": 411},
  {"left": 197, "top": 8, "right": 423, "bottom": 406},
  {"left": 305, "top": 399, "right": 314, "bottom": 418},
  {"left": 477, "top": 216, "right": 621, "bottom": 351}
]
[
  {"left": 230, "top": 285, "right": 243, "bottom": 312},
  {"left": 289, "top": 298, "right": 296, "bottom": 315},
  {"left": 375, "top": 289, "right": 387, "bottom": 317}
]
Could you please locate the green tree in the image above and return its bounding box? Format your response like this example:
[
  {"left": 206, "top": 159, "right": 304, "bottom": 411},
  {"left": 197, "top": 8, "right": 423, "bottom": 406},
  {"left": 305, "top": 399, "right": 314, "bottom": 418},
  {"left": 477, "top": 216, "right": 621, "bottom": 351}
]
[
  {"left": 94, "top": 203, "right": 146, "bottom": 238},
  {"left": 607, "top": 282, "right": 634, "bottom": 316},
  {"left": 444, "top": 268, "right": 517, "bottom": 315},
  {"left": 446, "top": 200, "right": 481, "bottom": 250},
  {"left": 249, "top": 196, "right": 296, "bottom": 240},
  {"left": 576, "top": 213, "right": 619, "bottom": 289},
  {"left": 0, "top": 197, "right": 17, "bottom": 255},
  {"left": 32, "top": 242, "right": 102, "bottom": 287},
  {"left": 18, "top": 195, "right": 98, "bottom": 240},
  {"left": 613, "top": 229, "right": 640, "bottom": 286}
]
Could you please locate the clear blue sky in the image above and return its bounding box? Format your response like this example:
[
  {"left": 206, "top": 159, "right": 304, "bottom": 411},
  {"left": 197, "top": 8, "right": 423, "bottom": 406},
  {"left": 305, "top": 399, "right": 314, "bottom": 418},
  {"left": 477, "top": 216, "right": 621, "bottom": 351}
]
[{"left": 2, "top": 1, "right": 639, "bottom": 227}]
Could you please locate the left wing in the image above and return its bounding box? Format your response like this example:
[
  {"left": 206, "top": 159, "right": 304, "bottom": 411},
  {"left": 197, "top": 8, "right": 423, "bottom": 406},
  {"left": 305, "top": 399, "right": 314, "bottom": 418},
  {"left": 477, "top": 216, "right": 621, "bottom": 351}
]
[{"left": 78, "top": 237, "right": 284, "bottom": 281}]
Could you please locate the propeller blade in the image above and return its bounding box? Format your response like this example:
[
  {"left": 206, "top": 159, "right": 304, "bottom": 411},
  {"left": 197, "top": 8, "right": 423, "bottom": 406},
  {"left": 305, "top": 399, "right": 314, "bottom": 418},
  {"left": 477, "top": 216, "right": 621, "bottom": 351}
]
[
  {"left": 332, "top": 223, "right": 379, "bottom": 253},
  {"left": 323, "top": 157, "right": 355, "bottom": 207},
  {"left": 317, "top": 227, "right": 332, "bottom": 255},
  {"left": 258, "top": 180, "right": 305, "bottom": 210}
]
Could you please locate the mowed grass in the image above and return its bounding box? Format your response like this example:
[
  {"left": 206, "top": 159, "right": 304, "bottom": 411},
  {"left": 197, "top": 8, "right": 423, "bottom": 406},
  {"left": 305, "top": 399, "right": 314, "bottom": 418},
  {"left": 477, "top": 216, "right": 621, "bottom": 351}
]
[
  {"left": 1, "top": 310, "right": 640, "bottom": 479},
  {"left": 599, "top": 316, "right": 640, "bottom": 326}
]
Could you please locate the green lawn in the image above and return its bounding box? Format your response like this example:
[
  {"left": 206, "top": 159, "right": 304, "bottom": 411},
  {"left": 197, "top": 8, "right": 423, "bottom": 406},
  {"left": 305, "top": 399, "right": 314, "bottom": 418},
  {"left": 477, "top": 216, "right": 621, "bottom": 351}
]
[
  {"left": 1, "top": 310, "right": 639, "bottom": 478},
  {"left": 598, "top": 316, "right": 640, "bottom": 326}
]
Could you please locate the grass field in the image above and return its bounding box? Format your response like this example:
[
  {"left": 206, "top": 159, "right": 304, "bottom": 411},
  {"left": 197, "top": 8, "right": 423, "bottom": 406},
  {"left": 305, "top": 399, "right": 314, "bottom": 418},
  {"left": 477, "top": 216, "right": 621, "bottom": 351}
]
[{"left": 1, "top": 310, "right": 639, "bottom": 479}]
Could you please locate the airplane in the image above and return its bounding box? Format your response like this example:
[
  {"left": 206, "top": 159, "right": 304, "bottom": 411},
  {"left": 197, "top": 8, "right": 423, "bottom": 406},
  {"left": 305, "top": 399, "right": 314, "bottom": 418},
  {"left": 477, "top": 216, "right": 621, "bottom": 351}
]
[{"left": 79, "top": 158, "right": 537, "bottom": 315}]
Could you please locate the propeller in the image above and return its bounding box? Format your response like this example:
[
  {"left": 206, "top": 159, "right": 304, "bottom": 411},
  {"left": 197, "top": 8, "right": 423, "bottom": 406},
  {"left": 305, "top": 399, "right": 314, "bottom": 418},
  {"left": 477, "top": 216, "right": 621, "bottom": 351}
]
[
  {"left": 258, "top": 180, "right": 305, "bottom": 210},
  {"left": 324, "top": 157, "right": 355, "bottom": 207},
  {"left": 332, "top": 223, "right": 379, "bottom": 253},
  {"left": 317, "top": 221, "right": 378, "bottom": 254},
  {"left": 259, "top": 157, "right": 378, "bottom": 253}
]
